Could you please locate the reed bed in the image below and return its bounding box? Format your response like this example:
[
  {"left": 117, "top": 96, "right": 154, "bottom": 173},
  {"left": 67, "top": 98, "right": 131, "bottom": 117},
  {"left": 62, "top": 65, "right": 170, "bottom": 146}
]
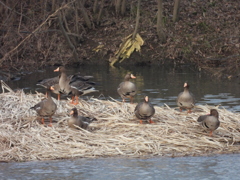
[{"left": 0, "top": 91, "right": 240, "bottom": 162}]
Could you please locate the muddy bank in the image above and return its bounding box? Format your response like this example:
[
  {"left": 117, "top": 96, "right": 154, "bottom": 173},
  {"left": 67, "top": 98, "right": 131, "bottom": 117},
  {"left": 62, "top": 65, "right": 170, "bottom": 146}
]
[{"left": 0, "top": 0, "right": 239, "bottom": 78}]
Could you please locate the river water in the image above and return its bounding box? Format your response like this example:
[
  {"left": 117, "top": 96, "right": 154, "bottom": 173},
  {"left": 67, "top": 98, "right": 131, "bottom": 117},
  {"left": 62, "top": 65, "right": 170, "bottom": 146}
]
[
  {"left": 7, "top": 64, "right": 240, "bottom": 111},
  {"left": 1, "top": 154, "right": 240, "bottom": 180},
  {"left": 1, "top": 64, "right": 240, "bottom": 179}
]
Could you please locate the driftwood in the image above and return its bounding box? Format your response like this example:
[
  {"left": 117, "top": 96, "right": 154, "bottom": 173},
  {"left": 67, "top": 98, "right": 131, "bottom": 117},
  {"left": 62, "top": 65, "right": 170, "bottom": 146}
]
[{"left": 0, "top": 91, "right": 240, "bottom": 162}]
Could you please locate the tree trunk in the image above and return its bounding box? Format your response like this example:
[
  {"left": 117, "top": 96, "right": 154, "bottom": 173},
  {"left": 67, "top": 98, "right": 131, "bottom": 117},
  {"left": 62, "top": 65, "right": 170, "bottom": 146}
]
[
  {"left": 62, "top": 9, "right": 71, "bottom": 33},
  {"left": 75, "top": 2, "right": 79, "bottom": 41},
  {"left": 97, "top": 0, "right": 104, "bottom": 25},
  {"left": 115, "top": 0, "right": 121, "bottom": 15},
  {"left": 52, "top": 0, "right": 56, "bottom": 11},
  {"left": 58, "top": 13, "right": 79, "bottom": 62},
  {"left": 93, "top": 0, "right": 98, "bottom": 13},
  {"left": 77, "top": 0, "right": 92, "bottom": 29},
  {"left": 157, "top": 0, "right": 166, "bottom": 42},
  {"left": 173, "top": 0, "right": 181, "bottom": 22},
  {"left": 121, "top": 0, "right": 126, "bottom": 16},
  {"left": 132, "top": 0, "right": 140, "bottom": 39}
]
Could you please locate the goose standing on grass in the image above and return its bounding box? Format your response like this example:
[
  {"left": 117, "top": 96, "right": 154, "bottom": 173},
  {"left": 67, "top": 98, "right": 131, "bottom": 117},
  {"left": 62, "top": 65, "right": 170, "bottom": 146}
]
[
  {"left": 54, "top": 66, "right": 72, "bottom": 95},
  {"left": 30, "top": 86, "right": 57, "bottom": 127},
  {"left": 37, "top": 72, "right": 94, "bottom": 101},
  {"left": 68, "top": 79, "right": 98, "bottom": 105},
  {"left": 117, "top": 73, "right": 137, "bottom": 104},
  {"left": 68, "top": 108, "right": 97, "bottom": 129},
  {"left": 37, "top": 76, "right": 62, "bottom": 100},
  {"left": 177, "top": 82, "right": 195, "bottom": 113},
  {"left": 134, "top": 96, "right": 155, "bottom": 124},
  {"left": 197, "top": 109, "right": 220, "bottom": 137},
  {"left": 54, "top": 66, "right": 98, "bottom": 105}
]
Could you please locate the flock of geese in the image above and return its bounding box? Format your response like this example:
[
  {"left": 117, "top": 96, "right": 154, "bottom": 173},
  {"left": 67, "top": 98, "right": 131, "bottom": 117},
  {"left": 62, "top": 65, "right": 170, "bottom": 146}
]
[
  {"left": 30, "top": 66, "right": 98, "bottom": 128},
  {"left": 30, "top": 66, "right": 220, "bottom": 136}
]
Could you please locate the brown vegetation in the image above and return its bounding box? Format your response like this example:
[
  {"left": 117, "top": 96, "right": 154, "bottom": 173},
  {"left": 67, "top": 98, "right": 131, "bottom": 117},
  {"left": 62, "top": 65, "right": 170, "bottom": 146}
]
[
  {"left": 0, "top": 0, "right": 239, "bottom": 77},
  {"left": 0, "top": 90, "right": 240, "bottom": 162}
]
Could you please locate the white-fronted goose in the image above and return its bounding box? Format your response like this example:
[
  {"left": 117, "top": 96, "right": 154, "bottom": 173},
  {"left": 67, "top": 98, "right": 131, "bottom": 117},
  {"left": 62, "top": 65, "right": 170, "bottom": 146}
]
[
  {"left": 37, "top": 71, "right": 94, "bottom": 101},
  {"left": 37, "top": 76, "right": 61, "bottom": 100},
  {"left": 30, "top": 86, "right": 57, "bottom": 127},
  {"left": 54, "top": 66, "right": 98, "bottom": 105},
  {"left": 117, "top": 73, "right": 137, "bottom": 104},
  {"left": 177, "top": 82, "right": 195, "bottom": 113},
  {"left": 134, "top": 96, "right": 155, "bottom": 124},
  {"left": 54, "top": 66, "right": 72, "bottom": 95},
  {"left": 197, "top": 109, "right": 220, "bottom": 136},
  {"left": 68, "top": 108, "right": 97, "bottom": 129},
  {"left": 69, "top": 80, "right": 98, "bottom": 104}
]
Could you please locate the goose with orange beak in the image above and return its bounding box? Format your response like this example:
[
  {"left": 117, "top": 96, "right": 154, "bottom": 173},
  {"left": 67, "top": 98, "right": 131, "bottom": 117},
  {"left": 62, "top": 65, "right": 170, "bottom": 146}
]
[
  {"left": 177, "top": 82, "right": 195, "bottom": 113},
  {"left": 69, "top": 108, "right": 97, "bottom": 129},
  {"left": 117, "top": 73, "right": 137, "bottom": 104},
  {"left": 54, "top": 66, "right": 98, "bottom": 105},
  {"left": 30, "top": 86, "right": 57, "bottom": 127},
  {"left": 197, "top": 109, "right": 220, "bottom": 136},
  {"left": 134, "top": 96, "right": 155, "bottom": 124}
]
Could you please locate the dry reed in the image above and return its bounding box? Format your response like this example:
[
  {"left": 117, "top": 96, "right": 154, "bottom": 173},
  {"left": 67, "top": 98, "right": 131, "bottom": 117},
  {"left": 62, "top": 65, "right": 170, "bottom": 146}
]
[{"left": 0, "top": 90, "right": 240, "bottom": 162}]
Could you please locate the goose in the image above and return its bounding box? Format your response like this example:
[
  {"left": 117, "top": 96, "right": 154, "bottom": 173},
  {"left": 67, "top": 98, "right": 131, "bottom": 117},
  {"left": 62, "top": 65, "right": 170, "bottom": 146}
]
[
  {"left": 117, "top": 73, "right": 137, "bottom": 104},
  {"left": 54, "top": 66, "right": 98, "bottom": 105},
  {"left": 134, "top": 96, "right": 155, "bottom": 124},
  {"left": 177, "top": 82, "right": 195, "bottom": 113},
  {"left": 197, "top": 109, "right": 220, "bottom": 136},
  {"left": 30, "top": 86, "right": 57, "bottom": 127},
  {"left": 68, "top": 108, "right": 97, "bottom": 129},
  {"left": 37, "top": 71, "right": 94, "bottom": 101}
]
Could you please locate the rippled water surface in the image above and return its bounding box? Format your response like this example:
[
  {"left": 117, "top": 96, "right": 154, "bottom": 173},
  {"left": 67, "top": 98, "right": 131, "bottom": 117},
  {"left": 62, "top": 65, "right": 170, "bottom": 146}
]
[
  {"left": 7, "top": 64, "right": 240, "bottom": 112},
  {"left": 1, "top": 154, "right": 240, "bottom": 180}
]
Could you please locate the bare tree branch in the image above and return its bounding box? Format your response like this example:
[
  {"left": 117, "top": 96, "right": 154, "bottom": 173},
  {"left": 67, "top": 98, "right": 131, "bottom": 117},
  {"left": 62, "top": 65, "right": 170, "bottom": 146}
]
[
  {"left": 132, "top": 0, "right": 140, "bottom": 39},
  {"left": 157, "top": 0, "right": 166, "bottom": 42},
  {"left": 58, "top": 12, "right": 79, "bottom": 62},
  {"left": 0, "top": 2, "right": 74, "bottom": 65},
  {"left": 0, "top": 1, "right": 30, "bottom": 20}
]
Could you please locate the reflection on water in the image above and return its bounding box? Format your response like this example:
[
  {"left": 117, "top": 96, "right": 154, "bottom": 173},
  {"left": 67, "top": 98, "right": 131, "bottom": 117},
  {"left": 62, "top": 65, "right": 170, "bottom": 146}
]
[
  {"left": 0, "top": 154, "right": 239, "bottom": 180},
  {"left": 7, "top": 64, "right": 240, "bottom": 112}
]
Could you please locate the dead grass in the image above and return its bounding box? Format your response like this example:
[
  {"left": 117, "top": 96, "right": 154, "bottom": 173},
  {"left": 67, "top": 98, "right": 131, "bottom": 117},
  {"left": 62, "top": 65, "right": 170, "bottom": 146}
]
[{"left": 0, "top": 91, "right": 240, "bottom": 162}]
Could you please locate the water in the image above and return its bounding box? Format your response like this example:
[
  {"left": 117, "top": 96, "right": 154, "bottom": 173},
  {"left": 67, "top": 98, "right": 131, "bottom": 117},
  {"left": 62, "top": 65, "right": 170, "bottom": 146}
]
[
  {"left": 2, "top": 64, "right": 240, "bottom": 179},
  {"left": 7, "top": 64, "right": 240, "bottom": 112},
  {"left": 1, "top": 154, "right": 240, "bottom": 180}
]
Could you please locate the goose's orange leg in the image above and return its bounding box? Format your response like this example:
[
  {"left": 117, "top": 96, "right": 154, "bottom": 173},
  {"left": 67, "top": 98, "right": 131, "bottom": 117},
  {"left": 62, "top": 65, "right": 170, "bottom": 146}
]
[
  {"left": 149, "top": 119, "right": 154, "bottom": 124},
  {"left": 41, "top": 118, "right": 45, "bottom": 125},
  {"left": 130, "top": 97, "right": 134, "bottom": 104},
  {"left": 73, "top": 96, "right": 79, "bottom": 105},
  {"left": 48, "top": 117, "right": 53, "bottom": 127},
  {"left": 70, "top": 96, "right": 75, "bottom": 104}
]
